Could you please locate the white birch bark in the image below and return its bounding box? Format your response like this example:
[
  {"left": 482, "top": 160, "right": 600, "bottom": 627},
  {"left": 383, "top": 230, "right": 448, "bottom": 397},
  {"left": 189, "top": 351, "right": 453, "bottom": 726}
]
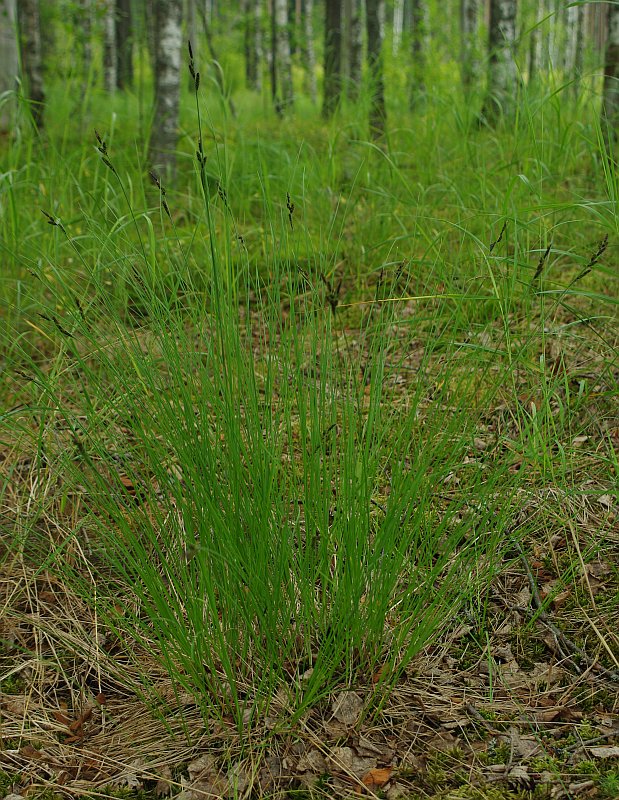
[
  {"left": 483, "top": 0, "right": 518, "bottom": 123},
  {"left": 528, "top": 0, "right": 543, "bottom": 83},
  {"left": 573, "top": 0, "right": 585, "bottom": 85},
  {"left": 149, "top": 0, "right": 183, "bottom": 177},
  {"left": 103, "top": 0, "right": 117, "bottom": 92},
  {"left": 564, "top": 1, "right": 578, "bottom": 76},
  {"left": 302, "top": 0, "right": 317, "bottom": 102},
  {"left": 0, "top": 0, "right": 18, "bottom": 132},
  {"left": 460, "top": 0, "right": 480, "bottom": 92},
  {"left": 393, "top": 0, "right": 404, "bottom": 56},
  {"left": 602, "top": 0, "right": 619, "bottom": 139},
  {"left": 275, "top": 0, "right": 294, "bottom": 109}
]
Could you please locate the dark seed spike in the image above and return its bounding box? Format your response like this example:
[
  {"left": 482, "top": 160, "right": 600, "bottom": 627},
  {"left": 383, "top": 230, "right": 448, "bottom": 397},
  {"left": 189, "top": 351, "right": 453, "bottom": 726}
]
[
  {"left": 532, "top": 242, "right": 552, "bottom": 284},
  {"left": 188, "top": 40, "right": 193, "bottom": 60},
  {"left": 195, "top": 72, "right": 200, "bottom": 91},
  {"left": 489, "top": 221, "right": 508, "bottom": 253}
]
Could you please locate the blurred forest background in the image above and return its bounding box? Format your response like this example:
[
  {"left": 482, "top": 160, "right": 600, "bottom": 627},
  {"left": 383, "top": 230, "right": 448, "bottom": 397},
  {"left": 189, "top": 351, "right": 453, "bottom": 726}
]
[{"left": 1, "top": 1, "right": 618, "bottom": 172}]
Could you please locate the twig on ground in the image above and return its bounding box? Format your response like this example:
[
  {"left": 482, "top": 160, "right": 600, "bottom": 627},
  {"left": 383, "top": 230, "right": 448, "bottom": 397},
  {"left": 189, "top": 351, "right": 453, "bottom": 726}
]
[{"left": 513, "top": 541, "right": 619, "bottom": 684}]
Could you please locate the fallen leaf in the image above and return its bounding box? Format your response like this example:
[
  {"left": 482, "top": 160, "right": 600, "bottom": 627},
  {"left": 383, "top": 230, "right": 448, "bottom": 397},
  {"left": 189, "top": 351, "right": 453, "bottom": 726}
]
[
  {"left": 589, "top": 745, "right": 619, "bottom": 759},
  {"left": 154, "top": 765, "right": 173, "bottom": 797},
  {"left": 70, "top": 706, "right": 93, "bottom": 731},
  {"left": 297, "top": 749, "right": 328, "bottom": 773},
  {"left": 362, "top": 766, "right": 393, "bottom": 788},
  {"left": 332, "top": 690, "right": 363, "bottom": 727},
  {"left": 328, "top": 746, "right": 375, "bottom": 777},
  {"left": 19, "top": 744, "right": 43, "bottom": 759},
  {"left": 507, "top": 764, "right": 533, "bottom": 788},
  {"left": 227, "top": 761, "right": 249, "bottom": 794}
]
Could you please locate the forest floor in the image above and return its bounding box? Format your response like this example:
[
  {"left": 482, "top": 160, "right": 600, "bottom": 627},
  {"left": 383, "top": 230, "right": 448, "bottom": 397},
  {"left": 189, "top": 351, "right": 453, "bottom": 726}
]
[
  {"left": 1, "top": 289, "right": 618, "bottom": 800},
  {"left": 1, "top": 66, "right": 619, "bottom": 799}
]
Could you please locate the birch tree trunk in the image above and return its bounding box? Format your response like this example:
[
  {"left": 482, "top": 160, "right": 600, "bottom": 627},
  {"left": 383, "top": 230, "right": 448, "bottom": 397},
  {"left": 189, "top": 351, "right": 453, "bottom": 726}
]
[
  {"left": 17, "top": 0, "right": 45, "bottom": 128},
  {"left": 103, "top": 0, "right": 117, "bottom": 92},
  {"left": 342, "top": 0, "right": 351, "bottom": 80},
  {"left": 460, "top": 0, "right": 480, "bottom": 93},
  {"left": 571, "top": 0, "right": 586, "bottom": 91},
  {"left": 149, "top": 0, "right": 183, "bottom": 178},
  {"left": 528, "top": 0, "right": 543, "bottom": 84},
  {"left": 348, "top": 0, "right": 363, "bottom": 100},
  {"left": 301, "top": 0, "right": 317, "bottom": 102},
  {"left": 393, "top": 0, "right": 404, "bottom": 56},
  {"left": 410, "top": 0, "right": 427, "bottom": 106},
  {"left": 78, "top": 0, "right": 93, "bottom": 78},
  {"left": 116, "top": 0, "right": 133, "bottom": 89},
  {"left": 366, "top": 0, "right": 386, "bottom": 138},
  {"left": 482, "top": 0, "right": 518, "bottom": 124},
  {"left": 0, "top": 0, "right": 18, "bottom": 132},
  {"left": 244, "top": 0, "right": 263, "bottom": 92},
  {"left": 602, "top": 0, "right": 619, "bottom": 144},
  {"left": 322, "top": 0, "right": 342, "bottom": 116},
  {"left": 274, "top": 0, "right": 294, "bottom": 111}
]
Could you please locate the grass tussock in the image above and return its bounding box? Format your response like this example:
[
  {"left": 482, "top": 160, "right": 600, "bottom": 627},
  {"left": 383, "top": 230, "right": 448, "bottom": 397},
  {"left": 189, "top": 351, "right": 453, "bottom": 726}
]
[{"left": 1, "top": 51, "right": 618, "bottom": 800}]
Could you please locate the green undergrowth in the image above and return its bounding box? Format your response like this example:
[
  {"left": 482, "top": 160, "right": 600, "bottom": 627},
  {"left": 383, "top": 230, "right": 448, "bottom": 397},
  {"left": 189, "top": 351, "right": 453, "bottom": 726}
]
[{"left": 1, "top": 40, "right": 617, "bottom": 797}]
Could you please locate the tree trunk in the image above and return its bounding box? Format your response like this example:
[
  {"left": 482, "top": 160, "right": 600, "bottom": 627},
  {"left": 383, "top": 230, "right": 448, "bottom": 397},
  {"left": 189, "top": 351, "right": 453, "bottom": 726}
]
[
  {"left": 274, "top": 0, "right": 294, "bottom": 111},
  {"left": 348, "top": 0, "right": 363, "bottom": 101},
  {"left": 365, "top": 0, "right": 385, "bottom": 138},
  {"left": 104, "top": 0, "right": 117, "bottom": 92},
  {"left": 0, "top": 0, "right": 18, "bottom": 132},
  {"left": 196, "top": 3, "right": 237, "bottom": 115},
  {"left": 602, "top": 0, "right": 619, "bottom": 145},
  {"left": 149, "top": 0, "right": 183, "bottom": 178},
  {"left": 116, "top": 0, "right": 133, "bottom": 89},
  {"left": 482, "top": 0, "right": 518, "bottom": 124},
  {"left": 409, "top": 0, "right": 427, "bottom": 107},
  {"left": 460, "top": 0, "right": 480, "bottom": 93},
  {"left": 341, "top": 0, "right": 351, "bottom": 80},
  {"left": 528, "top": 0, "right": 543, "bottom": 84},
  {"left": 78, "top": 0, "right": 93, "bottom": 80},
  {"left": 17, "top": 0, "right": 45, "bottom": 128},
  {"left": 572, "top": 1, "right": 586, "bottom": 92},
  {"left": 392, "top": 0, "right": 403, "bottom": 56},
  {"left": 322, "top": 0, "right": 342, "bottom": 117},
  {"left": 301, "top": 0, "right": 317, "bottom": 102},
  {"left": 244, "top": 0, "right": 263, "bottom": 91}
]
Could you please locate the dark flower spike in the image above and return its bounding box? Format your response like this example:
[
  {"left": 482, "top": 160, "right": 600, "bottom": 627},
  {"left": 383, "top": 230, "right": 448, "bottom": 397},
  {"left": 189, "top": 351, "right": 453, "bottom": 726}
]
[
  {"left": 188, "top": 40, "right": 193, "bottom": 61},
  {"left": 286, "top": 192, "right": 295, "bottom": 230},
  {"left": 94, "top": 131, "right": 117, "bottom": 174},
  {"left": 321, "top": 272, "right": 342, "bottom": 316},
  {"left": 489, "top": 220, "right": 508, "bottom": 254},
  {"left": 532, "top": 242, "right": 552, "bottom": 285},
  {"left": 41, "top": 209, "right": 67, "bottom": 235},
  {"left": 39, "top": 312, "right": 73, "bottom": 338},
  {"left": 217, "top": 182, "right": 228, "bottom": 207},
  {"left": 574, "top": 234, "right": 609, "bottom": 284}
]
